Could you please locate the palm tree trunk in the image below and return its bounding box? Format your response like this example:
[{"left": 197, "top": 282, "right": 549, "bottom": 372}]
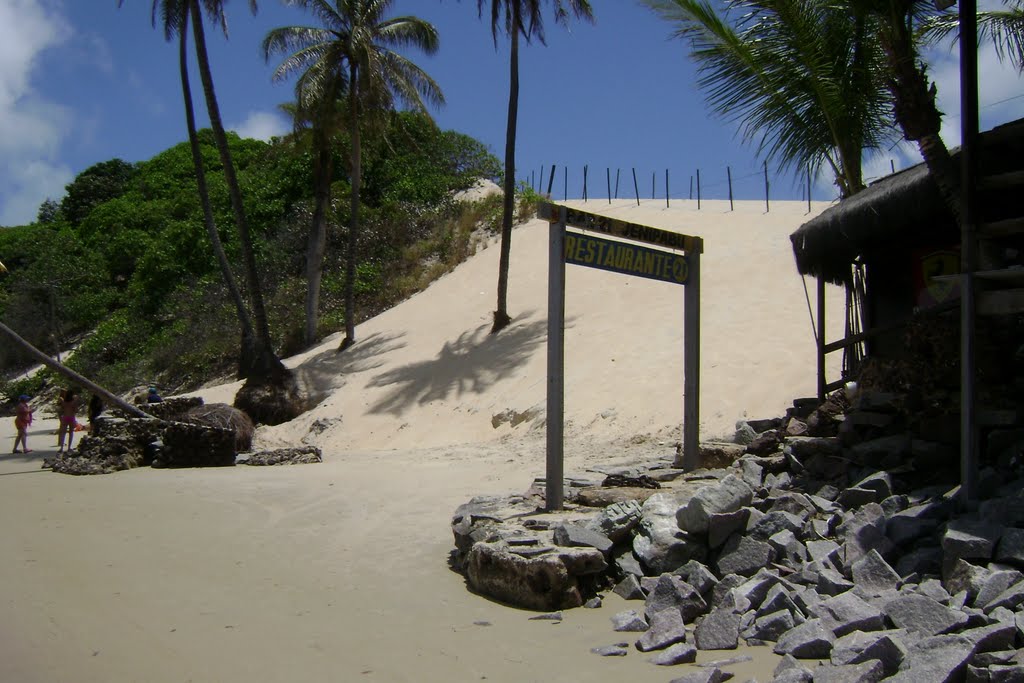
[
  {"left": 305, "top": 136, "right": 332, "bottom": 348},
  {"left": 492, "top": 14, "right": 519, "bottom": 335},
  {"left": 189, "top": 1, "right": 283, "bottom": 378},
  {"left": 341, "top": 64, "right": 360, "bottom": 350},
  {"left": 0, "top": 322, "right": 153, "bottom": 420},
  {"left": 179, "top": 13, "right": 259, "bottom": 377},
  {"left": 880, "top": 9, "right": 961, "bottom": 223}
]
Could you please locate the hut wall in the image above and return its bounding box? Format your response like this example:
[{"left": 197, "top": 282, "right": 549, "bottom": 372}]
[{"left": 865, "top": 250, "right": 915, "bottom": 359}]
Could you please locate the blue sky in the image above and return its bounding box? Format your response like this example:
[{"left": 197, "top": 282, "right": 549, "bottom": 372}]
[{"left": 1, "top": 0, "right": 1022, "bottom": 226}]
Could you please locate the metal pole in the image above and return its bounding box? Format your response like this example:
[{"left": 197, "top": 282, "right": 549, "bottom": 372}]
[
  {"left": 546, "top": 207, "right": 567, "bottom": 511},
  {"left": 583, "top": 165, "right": 588, "bottom": 202},
  {"left": 614, "top": 169, "right": 620, "bottom": 199},
  {"left": 681, "top": 246, "right": 701, "bottom": 470},
  {"left": 727, "top": 166, "right": 734, "bottom": 212},
  {"left": 817, "top": 275, "right": 826, "bottom": 402},
  {"left": 665, "top": 169, "right": 670, "bottom": 208},
  {"left": 807, "top": 164, "right": 812, "bottom": 214},
  {"left": 764, "top": 161, "right": 770, "bottom": 212},
  {"left": 960, "top": 0, "right": 980, "bottom": 504},
  {"left": 607, "top": 168, "right": 611, "bottom": 204},
  {"left": 540, "top": 165, "right": 545, "bottom": 192},
  {"left": 890, "top": 159, "right": 896, "bottom": 175},
  {"left": 564, "top": 166, "right": 568, "bottom": 201},
  {"left": 632, "top": 168, "right": 640, "bottom": 206},
  {"left": 689, "top": 176, "right": 693, "bottom": 200},
  {"left": 652, "top": 171, "right": 656, "bottom": 200},
  {"left": 547, "top": 165, "right": 556, "bottom": 196}
]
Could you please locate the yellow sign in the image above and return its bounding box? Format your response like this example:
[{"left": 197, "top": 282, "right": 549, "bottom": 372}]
[{"left": 564, "top": 231, "right": 688, "bottom": 285}]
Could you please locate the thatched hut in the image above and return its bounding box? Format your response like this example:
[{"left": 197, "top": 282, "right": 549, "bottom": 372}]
[{"left": 790, "top": 117, "right": 1024, "bottom": 397}]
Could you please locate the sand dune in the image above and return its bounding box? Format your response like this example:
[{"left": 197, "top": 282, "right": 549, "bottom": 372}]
[{"left": 0, "top": 199, "right": 844, "bottom": 682}]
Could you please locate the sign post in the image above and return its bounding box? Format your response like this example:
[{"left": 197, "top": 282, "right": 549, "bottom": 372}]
[{"left": 539, "top": 202, "right": 703, "bottom": 510}]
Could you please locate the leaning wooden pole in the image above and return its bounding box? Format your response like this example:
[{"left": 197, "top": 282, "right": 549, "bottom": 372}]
[{"left": 0, "top": 322, "right": 153, "bottom": 420}]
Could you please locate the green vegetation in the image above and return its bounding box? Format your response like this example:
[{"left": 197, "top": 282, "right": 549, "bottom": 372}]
[{"left": 0, "top": 116, "right": 501, "bottom": 403}]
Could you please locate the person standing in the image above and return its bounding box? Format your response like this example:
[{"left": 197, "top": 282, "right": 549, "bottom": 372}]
[
  {"left": 12, "top": 395, "right": 34, "bottom": 453},
  {"left": 57, "top": 388, "right": 80, "bottom": 453},
  {"left": 88, "top": 394, "right": 104, "bottom": 435}
]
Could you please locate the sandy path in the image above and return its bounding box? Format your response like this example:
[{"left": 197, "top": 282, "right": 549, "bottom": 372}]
[{"left": 1, "top": 420, "right": 784, "bottom": 682}]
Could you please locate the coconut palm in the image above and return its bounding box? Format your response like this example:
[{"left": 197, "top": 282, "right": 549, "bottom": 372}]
[
  {"left": 478, "top": 0, "right": 594, "bottom": 334},
  {"left": 645, "top": 0, "right": 896, "bottom": 198},
  {"left": 922, "top": 0, "right": 1024, "bottom": 72},
  {"left": 264, "top": 0, "right": 444, "bottom": 350},
  {"left": 264, "top": 28, "right": 349, "bottom": 349},
  {"left": 123, "top": 0, "right": 260, "bottom": 377}
]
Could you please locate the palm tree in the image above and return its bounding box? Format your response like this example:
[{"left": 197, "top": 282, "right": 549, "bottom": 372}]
[
  {"left": 264, "top": 0, "right": 444, "bottom": 351},
  {"left": 264, "top": 30, "right": 349, "bottom": 349},
  {"left": 125, "top": 0, "right": 260, "bottom": 377},
  {"left": 922, "top": 0, "right": 1024, "bottom": 72},
  {"left": 478, "top": 0, "right": 594, "bottom": 334},
  {"left": 127, "top": 0, "right": 302, "bottom": 424},
  {"left": 645, "top": 0, "right": 895, "bottom": 198}
]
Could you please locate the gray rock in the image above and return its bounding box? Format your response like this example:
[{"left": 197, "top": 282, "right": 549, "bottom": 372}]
[
  {"left": 942, "top": 519, "right": 1003, "bottom": 562},
  {"left": 584, "top": 596, "right": 602, "bottom": 608},
  {"left": 995, "top": 528, "right": 1024, "bottom": 567},
  {"left": 851, "top": 549, "right": 902, "bottom": 595},
  {"left": 711, "top": 574, "right": 746, "bottom": 607},
  {"left": 849, "top": 434, "right": 911, "bottom": 466},
  {"left": 773, "top": 618, "right": 835, "bottom": 659},
  {"left": 880, "top": 494, "right": 909, "bottom": 517},
  {"left": 694, "top": 608, "right": 740, "bottom": 650},
  {"left": 707, "top": 508, "right": 751, "bottom": 549},
  {"left": 884, "top": 593, "right": 971, "bottom": 636},
  {"left": 613, "top": 574, "right": 645, "bottom": 600},
  {"left": 768, "top": 491, "right": 817, "bottom": 517},
  {"left": 667, "top": 668, "right": 729, "bottom": 683},
  {"left": 590, "top": 644, "right": 629, "bottom": 656},
  {"left": 812, "top": 659, "right": 886, "bottom": 683},
  {"left": 853, "top": 471, "right": 894, "bottom": 499},
  {"left": 886, "top": 633, "right": 978, "bottom": 683},
  {"left": 811, "top": 591, "right": 886, "bottom": 636},
  {"left": 837, "top": 503, "right": 893, "bottom": 571},
  {"left": 677, "top": 475, "right": 755, "bottom": 535},
  {"left": 586, "top": 500, "right": 643, "bottom": 543},
  {"left": 676, "top": 560, "right": 719, "bottom": 596},
  {"left": 895, "top": 545, "right": 943, "bottom": 578},
  {"left": 714, "top": 535, "right": 775, "bottom": 577},
  {"left": 807, "top": 539, "right": 843, "bottom": 571},
  {"left": 917, "top": 578, "right": 952, "bottom": 604},
  {"left": 553, "top": 523, "right": 613, "bottom": 555},
  {"left": 733, "top": 569, "right": 784, "bottom": 610},
  {"left": 982, "top": 579, "right": 1024, "bottom": 613},
  {"left": 831, "top": 631, "right": 907, "bottom": 676},
  {"left": 614, "top": 549, "right": 644, "bottom": 578},
  {"left": 817, "top": 565, "right": 855, "bottom": 596},
  {"left": 648, "top": 642, "right": 698, "bottom": 665},
  {"left": 645, "top": 574, "right": 708, "bottom": 623},
  {"left": 465, "top": 542, "right": 605, "bottom": 610},
  {"left": 739, "top": 458, "right": 764, "bottom": 489},
  {"left": 960, "top": 622, "right": 1017, "bottom": 654},
  {"left": 636, "top": 608, "right": 688, "bottom": 652},
  {"left": 749, "top": 510, "right": 805, "bottom": 541},
  {"left": 611, "top": 609, "right": 649, "bottom": 632},
  {"left": 758, "top": 584, "right": 804, "bottom": 619},
  {"left": 748, "top": 608, "right": 795, "bottom": 641},
  {"left": 838, "top": 487, "right": 884, "bottom": 509},
  {"left": 634, "top": 493, "right": 708, "bottom": 574},
  {"left": 988, "top": 664, "right": 1024, "bottom": 682},
  {"left": 974, "top": 568, "right": 1023, "bottom": 609},
  {"left": 946, "top": 559, "right": 992, "bottom": 600}
]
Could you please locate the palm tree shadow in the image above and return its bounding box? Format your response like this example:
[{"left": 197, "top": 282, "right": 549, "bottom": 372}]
[
  {"left": 367, "top": 311, "right": 558, "bottom": 417},
  {"left": 295, "top": 332, "right": 407, "bottom": 407}
]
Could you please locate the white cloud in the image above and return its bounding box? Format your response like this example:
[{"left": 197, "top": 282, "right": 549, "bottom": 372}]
[
  {"left": 229, "top": 110, "right": 289, "bottom": 141},
  {"left": 0, "top": 0, "right": 74, "bottom": 226}
]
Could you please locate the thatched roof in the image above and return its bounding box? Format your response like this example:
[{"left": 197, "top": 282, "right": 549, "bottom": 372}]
[{"left": 791, "top": 117, "right": 1024, "bottom": 286}]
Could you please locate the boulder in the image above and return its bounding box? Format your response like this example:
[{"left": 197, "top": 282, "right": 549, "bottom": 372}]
[
  {"left": 693, "top": 607, "right": 740, "bottom": 650},
  {"left": 676, "top": 475, "right": 754, "bottom": 535},
  {"left": 635, "top": 608, "right": 687, "bottom": 652},
  {"left": 464, "top": 542, "right": 604, "bottom": 610}
]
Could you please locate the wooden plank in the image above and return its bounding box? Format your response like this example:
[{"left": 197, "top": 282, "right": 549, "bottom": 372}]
[
  {"left": 980, "top": 216, "right": 1024, "bottom": 238},
  {"left": 681, "top": 250, "right": 701, "bottom": 471},
  {"left": 539, "top": 201, "right": 702, "bottom": 253},
  {"left": 563, "top": 231, "right": 689, "bottom": 285},
  {"left": 979, "top": 170, "right": 1024, "bottom": 190},
  {"left": 978, "top": 288, "right": 1024, "bottom": 316}
]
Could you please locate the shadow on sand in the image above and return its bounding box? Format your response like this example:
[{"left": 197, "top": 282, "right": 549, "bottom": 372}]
[
  {"left": 367, "top": 311, "right": 555, "bottom": 417},
  {"left": 295, "top": 331, "right": 407, "bottom": 407}
]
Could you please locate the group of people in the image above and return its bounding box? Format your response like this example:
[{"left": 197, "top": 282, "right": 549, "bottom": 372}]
[{"left": 10, "top": 387, "right": 156, "bottom": 454}]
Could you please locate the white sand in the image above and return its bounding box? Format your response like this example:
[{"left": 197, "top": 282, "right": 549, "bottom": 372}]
[{"left": 0, "top": 199, "right": 843, "bottom": 682}]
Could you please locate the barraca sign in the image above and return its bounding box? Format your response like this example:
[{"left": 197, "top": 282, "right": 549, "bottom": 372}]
[{"left": 564, "top": 230, "right": 688, "bottom": 285}]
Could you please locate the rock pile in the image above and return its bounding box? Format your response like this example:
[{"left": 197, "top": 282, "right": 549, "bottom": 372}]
[{"left": 451, "top": 389, "right": 1024, "bottom": 681}]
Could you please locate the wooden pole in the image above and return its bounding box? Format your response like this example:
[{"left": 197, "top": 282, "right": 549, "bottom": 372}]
[
  {"left": 564, "top": 166, "right": 568, "bottom": 201},
  {"left": 665, "top": 169, "right": 670, "bottom": 209},
  {"left": 545, "top": 207, "right": 567, "bottom": 511},
  {"left": 764, "top": 161, "right": 770, "bottom": 212},
  {"left": 960, "top": 0, "right": 980, "bottom": 504},
  {"left": 890, "top": 159, "right": 896, "bottom": 174},
  {"left": 547, "top": 165, "right": 556, "bottom": 196},
  {"left": 807, "top": 164, "right": 812, "bottom": 214},
  {"left": 614, "top": 168, "right": 620, "bottom": 199},
  {"left": 632, "top": 168, "right": 640, "bottom": 206},
  {"left": 689, "top": 176, "right": 693, "bottom": 200},
  {"left": 727, "top": 166, "right": 734, "bottom": 212},
  {"left": 607, "top": 168, "right": 611, "bottom": 204},
  {"left": 583, "top": 165, "right": 588, "bottom": 202},
  {"left": 680, "top": 247, "right": 701, "bottom": 470},
  {"left": 696, "top": 169, "right": 701, "bottom": 211},
  {"left": 817, "top": 275, "right": 826, "bottom": 402},
  {"left": 652, "top": 171, "right": 656, "bottom": 200}
]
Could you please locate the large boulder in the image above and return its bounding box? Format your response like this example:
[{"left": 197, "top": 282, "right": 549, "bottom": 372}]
[{"left": 677, "top": 475, "right": 754, "bottom": 535}]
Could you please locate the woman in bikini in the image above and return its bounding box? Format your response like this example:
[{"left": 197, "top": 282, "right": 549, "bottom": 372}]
[{"left": 57, "top": 388, "right": 81, "bottom": 453}]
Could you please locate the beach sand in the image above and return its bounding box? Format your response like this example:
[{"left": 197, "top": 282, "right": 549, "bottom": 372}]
[{"left": 0, "top": 199, "right": 844, "bottom": 682}]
